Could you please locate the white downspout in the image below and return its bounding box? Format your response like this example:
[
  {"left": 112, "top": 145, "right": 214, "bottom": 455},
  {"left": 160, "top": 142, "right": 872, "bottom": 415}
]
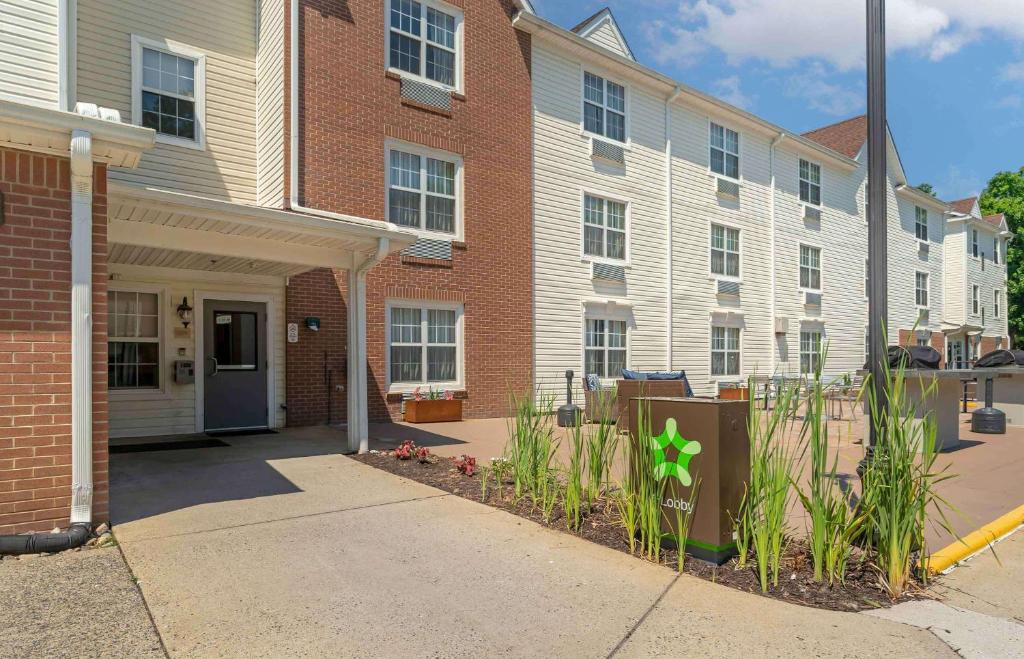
[
  {"left": 347, "top": 237, "right": 389, "bottom": 454},
  {"left": 69, "top": 129, "right": 93, "bottom": 524},
  {"left": 768, "top": 132, "right": 785, "bottom": 375},
  {"left": 664, "top": 86, "right": 681, "bottom": 371}
]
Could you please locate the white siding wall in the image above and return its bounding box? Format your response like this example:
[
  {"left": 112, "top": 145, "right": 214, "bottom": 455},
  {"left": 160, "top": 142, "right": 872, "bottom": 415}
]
[
  {"left": 581, "top": 20, "right": 630, "bottom": 59},
  {"left": 108, "top": 266, "right": 286, "bottom": 438},
  {"left": 965, "top": 224, "right": 1009, "bottom": 339},
  {"left": 532, "top": 46, "right": 667, "bottom": 398},
  {"left": 772, "top": 148, "right": 865, "bottom": 377},
  {"left": 256, "top": 0, "right": 285, "bottom": 208},
  {"left": 943, "top": 223, "right": 966, "bottom": 324},
  {"left": 76, "top": 0, "right": 259, "bottom": 203},
  {"left": 889, "top": 191, "right": 945, "bottom": 341},
  {"left": 670, "top": 110, "right": 773, "bottom": 392},
  {"left": 0, "top": 0, "right": 61, "bottom": 108}
]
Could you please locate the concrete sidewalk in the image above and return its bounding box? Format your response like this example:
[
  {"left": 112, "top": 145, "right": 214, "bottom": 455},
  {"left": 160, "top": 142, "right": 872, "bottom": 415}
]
[{"left": 110, "top": 428, "right": 955, "bottom": 657}]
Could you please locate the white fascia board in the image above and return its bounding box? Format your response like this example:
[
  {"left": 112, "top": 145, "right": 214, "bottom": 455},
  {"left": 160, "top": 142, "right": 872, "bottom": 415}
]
[{"left": 896, "top": 184, "right": 949, "bottom": 212}]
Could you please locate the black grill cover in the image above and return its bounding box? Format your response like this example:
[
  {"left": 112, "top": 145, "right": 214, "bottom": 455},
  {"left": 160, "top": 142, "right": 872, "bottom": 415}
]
[
  {"left": 975, "top": 349, "right": 1024, "bottom": 368},
  {"left": 876, "top": 345, "right": 941, "bottom": 370}
]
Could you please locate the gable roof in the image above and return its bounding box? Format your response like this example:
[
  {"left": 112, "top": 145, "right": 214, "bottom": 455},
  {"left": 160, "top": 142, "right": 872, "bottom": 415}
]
[
  {"left": 983, "top": 213, "right": 1006, "bottom": 229},
  {"left": 801, "top": 115, "right": 867, "bottom": 159},
  {"left": 949, "top": 197, "right": 978, "bottom": 216},
  {"left": 570, "top": 7, "right": 635, "bottom": 61}
]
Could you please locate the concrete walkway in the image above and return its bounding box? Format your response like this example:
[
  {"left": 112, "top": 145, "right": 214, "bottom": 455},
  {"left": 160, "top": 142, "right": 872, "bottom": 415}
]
[{"left": 110, "top": 428, "right": 962, "bottom": 657}]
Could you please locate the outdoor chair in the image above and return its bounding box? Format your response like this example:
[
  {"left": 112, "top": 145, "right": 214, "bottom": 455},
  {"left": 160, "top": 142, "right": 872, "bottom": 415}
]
[{"left": 582, "top": 374, "right": 618, "bottom": 424}]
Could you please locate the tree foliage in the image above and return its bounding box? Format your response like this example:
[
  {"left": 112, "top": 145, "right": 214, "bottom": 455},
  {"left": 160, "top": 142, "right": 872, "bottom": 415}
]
[
  {"left": 980, "top": 167, "right": 1024, "bottom": 344},
  {"left": 915, "top": 182, "right": 937, "bottom": 197}
]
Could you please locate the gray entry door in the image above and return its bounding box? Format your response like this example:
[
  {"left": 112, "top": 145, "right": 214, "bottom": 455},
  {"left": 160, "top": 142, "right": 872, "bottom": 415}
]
[{"left": 203, "top": 299, "right": 268, "bottom": 431}]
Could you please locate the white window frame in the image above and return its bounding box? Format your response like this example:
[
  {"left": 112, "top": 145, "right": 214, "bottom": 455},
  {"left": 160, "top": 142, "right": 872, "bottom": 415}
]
[
  {"left": 384, "top": 299, "right": 464, "bottom": 393},
  {"left": 579, "top": 189, "right": 630, "bottom": 266},
  {"left": 995, "top": 289, "right": 1001, "bottom": 319},
  {"left": 800, "top": 329, "right": 823, "bottom": 375},
  {"left": 583, "top": 314, "right": 630, "bottom": 382},
  {"left": 384, "top": 139, "right": 464, "bottom": 241},
  {"left": 107, "top": 283, "right": 170, "bottom": 400},
  {"left": 798, "top": 158, "right": 822, "bottom": 207},
  {"left": 709, "top": 325, "right": 741, "bottom": 379},
  {"left": 971, "top": 229, "right": 979, "bottom": 259},
  {"left": 994, "top": 237, "right": 1001, "bottom": 265},
  {"left": 580, "top": 68, "right": 629, "bottom": 145},
  {"left": 915, "top": 271, "right": 929, "bottom": 309},
  {"left": 708, "top": 119, "right": 741, "bottom": 182},
  {"left": 130, "top": 35, "right": 206, "bottom": 151},
  {"left": 709, "top": 221, "right": 741, "bottom": 281},
  {"left": 798, "top": 243, "right": 822, "bottom": 292},
  {"left": 915, "top": 206, "right": 928, "bottom": 243},
  {"left": 384, "top": 0, "right": 464, "bottom": 93},
  {"left": 972, "top": 285, "right": 980, "bottom": 315}
]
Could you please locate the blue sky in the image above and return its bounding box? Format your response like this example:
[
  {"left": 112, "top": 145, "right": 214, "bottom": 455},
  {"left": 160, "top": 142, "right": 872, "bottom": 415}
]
[{"left": 531, "top": 0, "right": 1024, "bottom": 201}]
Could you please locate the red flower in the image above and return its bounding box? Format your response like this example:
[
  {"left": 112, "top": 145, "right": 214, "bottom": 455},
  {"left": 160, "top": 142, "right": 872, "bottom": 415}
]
[
  {"left": 454, "top": 454, "right": 477, "bottom": 476},
  {"left": 413, "top": 387, "right": 423, "bottom": 401}
]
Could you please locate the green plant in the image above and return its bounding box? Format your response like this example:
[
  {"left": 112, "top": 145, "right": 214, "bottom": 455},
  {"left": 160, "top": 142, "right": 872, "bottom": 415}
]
[
  {"left": 505, "top": 391, "right": 560, "bottom": 505},
  {"left": 620, "top": 398, "right": 670, "bottom": 562},
  {"left": 672, "top": 477, "right": 701, "bottom": 573},
  {"left": 563, "top": 418, "right": 586, "bottom": 531},
  {"left": 585, "top": 416, "right": 618, "bottom": 509},
  {"left": 861, "top": 338, "right": 956, "bottom": 599}
]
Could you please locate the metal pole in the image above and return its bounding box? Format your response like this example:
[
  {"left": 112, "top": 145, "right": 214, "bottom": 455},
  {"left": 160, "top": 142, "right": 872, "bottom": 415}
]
[{"left": 866, "top": 0, "right": 888, "bottom": 455}]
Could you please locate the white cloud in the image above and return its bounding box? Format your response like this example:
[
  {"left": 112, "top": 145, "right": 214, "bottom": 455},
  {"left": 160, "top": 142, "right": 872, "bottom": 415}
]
[
  {"left": 995, "top": 94, "right": 1022, "bottom": 109},
  {"left": 645, "top": 0, "right": 1024, "bottom": 70},
  {"left": 784, "top": 68, "right": 864, "bottom": 117},
  {"left": 1002, "top": 61, "right": 1024, "bottom": 82},
  {"left": 712, "top": 75, "right": 753, "bottom": 109}
]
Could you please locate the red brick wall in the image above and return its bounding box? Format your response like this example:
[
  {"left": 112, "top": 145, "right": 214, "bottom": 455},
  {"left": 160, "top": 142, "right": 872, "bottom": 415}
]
[
  {"left": 286, "top": 0, "right": 533, "bottom": 422},
  {"left": 0, "top": 148, "right": 109, "bottom": 534}
]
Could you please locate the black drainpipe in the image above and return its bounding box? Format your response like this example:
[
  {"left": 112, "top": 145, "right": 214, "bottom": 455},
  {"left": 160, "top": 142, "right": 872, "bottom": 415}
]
[{"left": 0, "top": 523, "right": 92, "bottom": 555}]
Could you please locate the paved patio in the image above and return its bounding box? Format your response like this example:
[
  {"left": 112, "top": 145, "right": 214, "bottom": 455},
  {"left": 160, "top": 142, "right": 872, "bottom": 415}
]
[{"left": 109, "top": 428, "right": 958, "bottom": 657}]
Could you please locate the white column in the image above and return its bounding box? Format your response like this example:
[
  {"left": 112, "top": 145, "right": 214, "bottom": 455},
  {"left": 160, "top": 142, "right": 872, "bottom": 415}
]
[
  {"left": 346, "top": 267, "right": 368, "bottom": 453},
  {"left": 69, "top": 129, "right": 93, "bottom": 524}
]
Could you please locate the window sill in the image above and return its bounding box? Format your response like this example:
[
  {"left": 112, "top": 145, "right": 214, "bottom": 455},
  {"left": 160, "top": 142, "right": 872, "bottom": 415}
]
[
  {"left": 709, "top": 275, "right": 742, "bottom": 284},
  {"left": 385, "top": 68, "right": 460, "bottom": 95},
  {"left": 581, "top": 131, "right": 631, "bottom": 151},
  {"left": 153, "top": 132, "right": 205, "bottom": 152},
  {"left": 386, "top": 385, "right": 466, "bottom": 398},
  {"left": 582, "top": 256, "right": 630, "bottom": 268}
]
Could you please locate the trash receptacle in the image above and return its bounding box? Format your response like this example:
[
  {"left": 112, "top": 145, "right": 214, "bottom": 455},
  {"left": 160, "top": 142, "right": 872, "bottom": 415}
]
[{"left": 627, "top": 396, "right": 749, "bottom": 565}]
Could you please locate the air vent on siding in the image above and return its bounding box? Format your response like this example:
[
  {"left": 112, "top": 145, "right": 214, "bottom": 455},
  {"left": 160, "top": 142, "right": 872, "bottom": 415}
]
[
  {"left": 774, "top": 317, "right": 789, "bottom": 335},
  {"left": 803, "top": 205, "right": 821, "bottom": 222},
  {"left": 918, "top": 241, "right": 929, "bottom": 256},
  {"left": 804, "top": 291, "right": 822, "bottom": 307},
  {"left": 401, "top": 238, "right": 453, "bottom": 260},
  {"left": 716, "top": 177, "right": 740, "bottom": 198},
  {"left": 400, "top": 78, "right": 452, "bottom": 112},
  {"left": 592, "top": 262, "right": 626, "bottom": 282},
  {"left": 716, "top": 279, "right": 740, "bottom": 296},
  {"left": 918, "top": 308, "right": 930, "bottom": 324},
  {"left": 591, "top": 139, "right": 625, "bottom": 164}
]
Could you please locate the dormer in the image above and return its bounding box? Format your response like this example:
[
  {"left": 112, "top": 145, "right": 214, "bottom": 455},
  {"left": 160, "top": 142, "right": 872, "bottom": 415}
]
[{"left": 570, "top": 8, "right": 635, "bottom": 61}]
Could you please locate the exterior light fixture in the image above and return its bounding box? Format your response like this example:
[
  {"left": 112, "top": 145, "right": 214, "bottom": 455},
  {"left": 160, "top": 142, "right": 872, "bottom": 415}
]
[{"left": 176, "top": 297, "right": 193, "bottom": 328}]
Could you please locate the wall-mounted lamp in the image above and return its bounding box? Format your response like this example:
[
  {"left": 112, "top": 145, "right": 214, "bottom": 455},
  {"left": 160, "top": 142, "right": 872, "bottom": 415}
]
[{"left": 176, "top": 297, "right": 193, "bottom": 328}]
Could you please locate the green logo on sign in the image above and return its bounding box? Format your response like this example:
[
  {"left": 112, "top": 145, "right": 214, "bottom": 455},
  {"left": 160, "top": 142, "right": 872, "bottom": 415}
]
[{"left": 651, "top": 417, "right": 701, "bottom": 486}]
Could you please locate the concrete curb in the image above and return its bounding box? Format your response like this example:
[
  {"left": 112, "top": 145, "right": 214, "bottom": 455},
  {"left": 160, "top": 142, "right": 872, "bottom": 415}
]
[{"left": 926, "top": 504, "right": 1024, "bottom": 575}]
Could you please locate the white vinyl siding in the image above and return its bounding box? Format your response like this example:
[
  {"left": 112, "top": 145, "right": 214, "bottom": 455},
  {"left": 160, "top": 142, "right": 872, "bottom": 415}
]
[
  {"left": 0, "top": 0, "right": 61, "bottom": 109},
  {"left": 256, "top": 0, "right": 285, "bottom": 207}
]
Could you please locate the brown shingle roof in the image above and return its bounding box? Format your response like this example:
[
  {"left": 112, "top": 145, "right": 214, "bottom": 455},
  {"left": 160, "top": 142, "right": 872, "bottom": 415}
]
[
  {"left": 983, "top": 213, "right": 1005, "bottom": 229},
  {"left": 801, "top": 115, "right": 867, "bottom": 158},
  {"left": 948, "top": 197, "right": 977, "bottom": 215}
]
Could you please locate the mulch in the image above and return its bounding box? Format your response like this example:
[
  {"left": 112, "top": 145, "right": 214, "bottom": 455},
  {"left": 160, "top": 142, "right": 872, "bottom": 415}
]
[{"left": 352, "top": 451, "right": 933, "bottom": 612}]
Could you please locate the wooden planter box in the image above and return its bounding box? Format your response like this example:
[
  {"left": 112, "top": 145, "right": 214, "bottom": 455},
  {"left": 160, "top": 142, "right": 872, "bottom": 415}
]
[{"left": 404, "top": 399, "right": 463, "bottom": 423}]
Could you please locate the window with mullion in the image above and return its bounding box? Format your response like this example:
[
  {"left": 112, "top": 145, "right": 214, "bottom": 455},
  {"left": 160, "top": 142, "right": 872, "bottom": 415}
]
[
  {"left": 915, "top": 272, "right": 929, "bottom": 307},
  {"left": 710, "top": 223, "right": 740, "bottom": 278},
  {"left": 388, "top": 148, "right": 456, "bottom": 235},
  {"left": 108, "top": 290, "right": 161, "bottom": 390},
  {"left": 800, "top": 330, "right": 822, "bottom": 375},
  {"left": 710, "top": 326, "right": 740, "bottom": 376},
  {"left": 388, "top": 0, "right": 458, "bottom": 87},
  {"left": 799, "top": 245, "right": 821, "bottom": 290},
  {"left": 389, "top": 306, "right": 459, "bottom": 385},
  {"left": 140, "top": 47, "right": 197, "bottom": 141},
  {"left": 799, "top": 159, "right": 821, "bottom": 206},
  {"left": 710, "top": 122, "right": 740, "bottom": 180},
  {"left": 583, "top": 72, "right": 626, "bottom": 143},
  {"left": 584, "top": 318, "right": 627, "bottom": 378},
  {"left": 915, "top": 206, "right": 928, "bottom": 241},
  {"left": 583, "top": 194, "right": 626, "bottom": 261}
]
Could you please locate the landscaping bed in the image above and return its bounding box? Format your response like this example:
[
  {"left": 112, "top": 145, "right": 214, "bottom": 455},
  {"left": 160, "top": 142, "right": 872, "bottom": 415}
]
[{"left": 352, "top": 448, "right": 926, "bottom": 612}]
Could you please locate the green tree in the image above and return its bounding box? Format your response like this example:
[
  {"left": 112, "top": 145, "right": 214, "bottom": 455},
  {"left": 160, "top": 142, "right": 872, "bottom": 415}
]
[
  {"left": 980, "top": 167, "right": 1024, "bottom": 345},
  {"left": 915, "top": 182, "right": 937, "bottom": 197}
]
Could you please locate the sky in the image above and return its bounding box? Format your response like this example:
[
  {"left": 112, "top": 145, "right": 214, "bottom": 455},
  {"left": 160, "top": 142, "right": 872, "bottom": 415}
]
[{"left": 530, "top": 0, "right": 1024, "bottom": 202}]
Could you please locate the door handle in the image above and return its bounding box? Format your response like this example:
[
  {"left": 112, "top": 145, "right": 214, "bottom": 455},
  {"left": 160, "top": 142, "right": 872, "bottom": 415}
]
[{"left": 206, "top": 356, "right": 219, "bottom": 377}]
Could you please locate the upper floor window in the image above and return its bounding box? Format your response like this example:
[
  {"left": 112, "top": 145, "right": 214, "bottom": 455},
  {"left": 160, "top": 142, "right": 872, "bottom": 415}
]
[
  {"left": 131, "top": 36, "right": 205, "bottom": 149},
  {"left": 585, "top": 317, "right": 627, "bottom": 379},
  {"left": 995, "top": 290, "right": 1002, "bottom": 318},
  {"left": 582, "top": 193, "right": 627, "bottom": 262},
  {"left": 711, "top": 326, "right": 740, "bottom": 376},
  {"left": 799, "top": 159, "right": 821, "bottom": 206},
  {"left": 972, "top": 229, "right": 979, "bottom": 258},
  {"left": 108, "top": 290, "right": 161, "bottom": 390},
  {"left": 915, "top": 206, "right": 928, "bottom": 241},
  {"left": 799, "top": 244, "right": 821, "bottom": 291},
  {"left": 583, "top": 72, "right": 626, "bottom": 142},
  {"left": 388, "top": 0, "right": 461, "bottom": 89},
  {"left": 972, "top": 285, "right": 980, "bottom": 315},
  {"left": 710, "top": 122, "right": 739, "bottom": 180},
  {"left": 710, "top": 223, "right": 740, "bottom": 278},
  {"left": 915, "top": 271, "right": 929, "bottom": 308},
  {"left": 994, "top": 237, "right": 1001, "bottom": 264},
  {"left": 387, "top": 144, "right": 460, "bottom": 238}
]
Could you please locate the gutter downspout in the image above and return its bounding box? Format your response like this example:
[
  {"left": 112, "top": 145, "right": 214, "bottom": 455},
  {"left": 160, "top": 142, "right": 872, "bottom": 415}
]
[
  {"left": 768, "top": 132, "right": 785, "bottom": 374},
  {"left": 1, "top": 129, "right": 94, "bottom": 555},
  {"left": 664, "top": 86, "right": 681, "bottom": 371},
  {"left": 347, "top": 237, "right": 389, "bottom": 454}
]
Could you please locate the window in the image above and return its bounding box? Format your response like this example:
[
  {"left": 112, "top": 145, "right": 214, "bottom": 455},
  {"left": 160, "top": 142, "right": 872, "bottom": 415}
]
[
  {"left": 915, "top": 206, "right": 928, "bottom": 242},
  {"left": 915, "top": 272, "right": 929, "bottom": 308},
  {"left": 388, "top": 304, "right": 461, "bottom": 387},
  {"left": 387, "top": 145, "right": 459, "bottom": 236},
  {"left": 995, "top": 290, "right": 1001, "bottom": 318},
  {"left": 710, "top": 122, "right": 739, "bottom": 180},
  {"left": 916, "top": 336, "right": 929, "bottom": 348},
  {"left": 972, "top": 229, "right": 979, "bottom": 258},
  {"left": 131, "top": 37, "right": 204, "bottom": 147},
  {"left": 584, "top": 318, "right": 627, "bottom": 379},
  {"left": 582, "top": 194, "right": 627, "bottom": 261},
  {"left": 799, "top": 245, "right": 821, "bottom": 291},
  {"left": 583, "top": 72, "right": 626, "bottom": 142},
  {"left": 710, "top": 224, "right": 740, "bottom": 278},
  {"left": 799, "top": 159, "right": 821, "bottom": 206},
  {"left": 710, "top": 326, "right": 740, "bottom": 376},
  {"left": 800, "top": 330, "right": 822, "bottom": 375},
  {"left": 972, "top": 285, "right": 980, "bottom": 315},
  {"left": 388, "top": 0, "right": 461, "bottom": 88},
  {"left": 108, "top": 290, "right": 161, "bottom": 390},
  {"left": 994, "top": 238, "right": 1001, "bottom": 265}
]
